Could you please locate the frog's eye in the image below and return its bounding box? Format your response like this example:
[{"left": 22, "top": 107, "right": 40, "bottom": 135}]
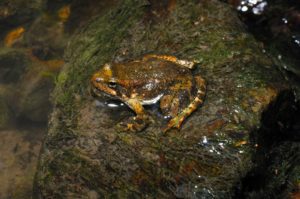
[
  {"left": 95, "top": 78, "right": 101, "bottom": 83},
  {"left": 108, "top": 81, "right": 117, "bottom": 88}
]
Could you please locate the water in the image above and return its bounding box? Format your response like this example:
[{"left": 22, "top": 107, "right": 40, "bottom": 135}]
[{"left": 0, "top": 0, "right": 118, "bottom": 198}]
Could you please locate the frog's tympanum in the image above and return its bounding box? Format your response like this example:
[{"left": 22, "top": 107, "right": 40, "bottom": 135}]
[{"left": 91, "top": 54, "right": 206, "bottom": 132}]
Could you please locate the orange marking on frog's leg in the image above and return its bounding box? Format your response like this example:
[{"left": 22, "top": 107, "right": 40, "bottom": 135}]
[
  {"left": 164, "top": 75, "right": 206, "bottom": 133},
  {"left": 143, "top": 54, "right": 177, "bottom": 62},
  {"left": 163, "top": 97, "right": 203, "bottom": 132},
  {"left": 126, "top": 123, "right": 134, "bottom": 131},
  {"left": 126, "top": 98, "right": 145, "bottom": 116},
  {"left": 142, "top": 54, "right": 196, "bottom": 69}
]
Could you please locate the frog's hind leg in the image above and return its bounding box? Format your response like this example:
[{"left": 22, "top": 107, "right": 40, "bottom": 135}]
[
  {"left": 163, "top": 75, "right": 206, "bottom": 132},
  {"left": 142, "top": 54, "right": 196, "bottom": 69}
]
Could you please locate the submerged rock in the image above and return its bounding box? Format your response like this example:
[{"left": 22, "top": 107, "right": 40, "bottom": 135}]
[
  {"left": 0, "top": 48, "right": 55, "bottom": 123},
  {"left": 0, "top": 48, "right": 29, "bottom": 84},
  {"left": 0, "top": 0, "right": 44, "bottom": 50},
  {"left": 34, "top": 0, "right": 298, "bottom": 198},
  {"left": 24, "top": 14, "right": 67, "bottom": 61},
  {"left": 0, "top": 93, "right": 13, "bottom": 129},
  {"left": 0, "top": 0, "right": 44, "bottom": 34},
  {"left": 0, "top": 129, "right": 44, "bottom": 198},
  {"left": 15, "top": 73, "right": 53, "bottom": 123}
]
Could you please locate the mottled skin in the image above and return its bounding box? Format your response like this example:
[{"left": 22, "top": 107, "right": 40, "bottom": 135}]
[{"left": 91, "top": 55, "right": 206, "bottom": 132}]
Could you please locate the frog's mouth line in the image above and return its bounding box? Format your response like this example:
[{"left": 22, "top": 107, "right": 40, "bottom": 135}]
[
  {"left": 91, "top": 86, "right": 117, "bottom": 99},
  {"left": 91, "top": 86, "right": 127, "bottom": 108}
]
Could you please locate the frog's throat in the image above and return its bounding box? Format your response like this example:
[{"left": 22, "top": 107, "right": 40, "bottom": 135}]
[{"left": 141, "top": 94, "right": 163, "bottom": 105}]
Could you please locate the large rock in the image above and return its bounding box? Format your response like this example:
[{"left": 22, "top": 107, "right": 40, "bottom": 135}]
[{"left": 34, "top": 0, "right": 299, "bottom": 198}]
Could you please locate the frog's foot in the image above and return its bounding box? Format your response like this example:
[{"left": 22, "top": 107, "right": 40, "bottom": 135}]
[
  {"left": 163, "top": 96, "right": 204, "bottom": 133},
  {"left": 163, "top": 115, "right": 184, "bottom": 133},
  {"left": 117, "top": 116, "right": 150, "bottom": 132}
]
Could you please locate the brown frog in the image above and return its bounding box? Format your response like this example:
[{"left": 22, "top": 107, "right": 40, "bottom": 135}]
[{"left": 91, "top": 54, "right": 206, "bottom": 132}]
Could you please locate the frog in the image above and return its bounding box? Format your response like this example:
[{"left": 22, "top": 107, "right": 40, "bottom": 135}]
[{"left": 91, "top": 54, "right": 206, "bottom": 132}]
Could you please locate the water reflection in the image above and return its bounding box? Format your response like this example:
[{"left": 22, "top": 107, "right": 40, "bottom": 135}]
[
  {"left": 292, "top": 35, "right": 300, "bottom": 47},
  {"left": 202, "top": 136, "right": 208, "bottom": 144},
  {"left": 198, "top": 135, "right": 232, "bottom": 156},
  {"left": 236, "top": 0, "right": 268, "bottom": 15},
  {"left": 95, "top": 99, "right": 125, "bottom": 108}
]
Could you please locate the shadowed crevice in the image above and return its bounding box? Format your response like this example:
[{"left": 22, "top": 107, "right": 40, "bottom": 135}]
[{"left": 235, "top": 91, "right": 300, "bottom": 198}]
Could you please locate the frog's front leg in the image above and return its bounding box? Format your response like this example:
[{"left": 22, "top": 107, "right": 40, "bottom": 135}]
[
  {"left": 142, "top": 54, "right": 196, "bottom": 69},
  {"left": 118, "top": 98, "right": 149, "bottom": 132},
  {"left": 163, "top": 76, "right": 206, "bottom": 132}
]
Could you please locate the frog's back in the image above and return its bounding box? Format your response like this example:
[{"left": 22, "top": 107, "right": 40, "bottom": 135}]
[{"left": 112, "top": 59, "right": 192, "bottom": 82}]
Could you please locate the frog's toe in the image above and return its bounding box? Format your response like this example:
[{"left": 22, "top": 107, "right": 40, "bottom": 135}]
[
  {"left": 163, "top": 117, "right": 183, "bottom": 133},
  {"left": 126, "top": 123, "right": 138, "bottom": 132},
  {"left": 116, "top": 122, "right": 138, "bottom": 132},
  {"left": 116, "top": 117, "right": 148, "bottom": 132},
  {"left": 116, "top": 121, "right": 128, "bottom": 132}
]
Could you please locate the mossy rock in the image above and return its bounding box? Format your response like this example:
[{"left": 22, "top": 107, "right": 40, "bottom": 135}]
[{"left": 34, "top": 0, "right": 298, "bottom": 198}]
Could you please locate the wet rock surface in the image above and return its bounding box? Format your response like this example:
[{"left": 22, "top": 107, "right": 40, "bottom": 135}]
[
  {"left": 34, "top": 0, "right": 298, "bottom": 198},
  {"left": 226, "top": 0, "right": 300, "bottom": 99}
]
